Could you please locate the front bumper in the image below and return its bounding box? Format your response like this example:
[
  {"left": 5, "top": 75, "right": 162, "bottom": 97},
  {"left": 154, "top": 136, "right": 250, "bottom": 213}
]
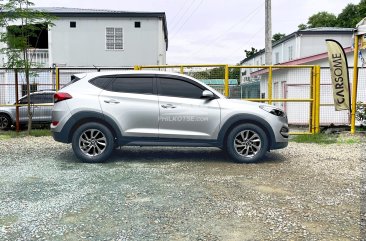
[{"left": 271, "top": 141, "right": 288, "bottom": 150}]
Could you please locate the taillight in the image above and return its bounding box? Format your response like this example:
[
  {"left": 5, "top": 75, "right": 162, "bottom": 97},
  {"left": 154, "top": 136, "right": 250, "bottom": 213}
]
[
  {"left": 54, "top": 92, "right": 72, "bottom": 103},
  {"left": 52, "top": 121, "right": 59, "bottom": 126}
]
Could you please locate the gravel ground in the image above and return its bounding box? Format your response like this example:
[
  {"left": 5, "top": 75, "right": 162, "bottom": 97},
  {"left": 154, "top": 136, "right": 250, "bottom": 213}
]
[{"left": 0, "top": 136, "right": 364, "bottom": 240}]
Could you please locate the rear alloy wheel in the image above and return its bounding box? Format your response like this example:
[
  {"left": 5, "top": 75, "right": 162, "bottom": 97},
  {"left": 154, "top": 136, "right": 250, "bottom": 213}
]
[
  {"left": 226, "top": 124, "right": 268, "bottom": 163},
  {"left": 72, "top": 122, "right": 114, "bottom": 163},
  {"left": 0, "top": 114, "right": 11, "bottom": 130}
]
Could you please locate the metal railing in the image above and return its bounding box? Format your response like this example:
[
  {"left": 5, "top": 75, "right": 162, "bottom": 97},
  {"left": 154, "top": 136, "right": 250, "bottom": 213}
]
[{"left": 4, "top": 65, "right": 365, "bottom": 135}]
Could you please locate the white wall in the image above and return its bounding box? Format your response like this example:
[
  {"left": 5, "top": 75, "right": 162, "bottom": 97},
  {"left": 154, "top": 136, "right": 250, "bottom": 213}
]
[
  {"left": 50, "top": 17, "right": 166, "bottom": 67},
  {"left": 300, "top": 34, "right": 352, "bottom": 58}
]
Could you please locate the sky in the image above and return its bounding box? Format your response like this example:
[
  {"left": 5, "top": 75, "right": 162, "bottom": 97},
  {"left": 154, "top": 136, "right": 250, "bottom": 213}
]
[{"left": 31, "top": 0, "right": 360, "bottom": 64}]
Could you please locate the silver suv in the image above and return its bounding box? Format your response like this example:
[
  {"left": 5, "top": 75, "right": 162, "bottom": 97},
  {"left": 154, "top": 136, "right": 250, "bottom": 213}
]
[
  {"left": 51, "top": 71, "right": 288, "bottom": 163},
  {"left": 0, "top": 91, "right": 55, "bottom": 130}
]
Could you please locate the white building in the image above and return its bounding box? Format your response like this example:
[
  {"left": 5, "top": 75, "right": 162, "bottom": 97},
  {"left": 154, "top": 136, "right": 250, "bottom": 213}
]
[
  {"left": 1, "top": 7, "right": 168, "bottom": 67},
  {"left": 0, "top": 7, "right": 168, "bottom": 104},
  {"left": 240, "top": 28, "right": 366, "bottom": 126}
]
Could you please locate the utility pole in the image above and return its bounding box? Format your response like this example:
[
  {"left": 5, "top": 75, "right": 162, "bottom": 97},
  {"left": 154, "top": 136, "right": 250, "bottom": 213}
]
[{"left": 265, "top": 0, "right": 272, "bottom": 65}]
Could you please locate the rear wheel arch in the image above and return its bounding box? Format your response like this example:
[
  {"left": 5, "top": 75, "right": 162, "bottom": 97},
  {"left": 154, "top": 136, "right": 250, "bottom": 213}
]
[{"left": 66, "top": 112, "right": 122, "bottom": 143}]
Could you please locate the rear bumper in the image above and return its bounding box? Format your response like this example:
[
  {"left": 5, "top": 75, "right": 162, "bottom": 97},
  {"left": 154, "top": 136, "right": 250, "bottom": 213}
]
[{"left": 52, "top": 130, "right": 70, "bottom": 143}]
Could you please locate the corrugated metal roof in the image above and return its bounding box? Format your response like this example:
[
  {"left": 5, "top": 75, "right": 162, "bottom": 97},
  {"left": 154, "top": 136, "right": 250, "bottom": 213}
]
[
  {"left": 200, "top": 79, "right": 238, "bottom": 85},
  {"left": 303, "top": 27, "right": 353, "bottom": 32},
  {"left": 33, "top": 7, "right": 129, "bottom": 14}
]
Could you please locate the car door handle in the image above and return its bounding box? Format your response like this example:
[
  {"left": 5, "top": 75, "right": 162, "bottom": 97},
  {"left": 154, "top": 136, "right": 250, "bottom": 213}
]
[
  {"left": 161, "top": 104, "right": 176, "bottom": 109},
  {"left": 104, "top": 99, "right": 120, "bottom": 104}
]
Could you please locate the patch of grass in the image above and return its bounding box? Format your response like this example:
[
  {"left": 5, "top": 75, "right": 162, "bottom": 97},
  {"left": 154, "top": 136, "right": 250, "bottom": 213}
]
[
  {"left": 291, "top": 133, "right": 362, "bottom": 144},
  {"left": 30, "top": 129, "right": 52, "bottom": 137},
  {"left": 0, "top": 129, "right": 52, "bottom": 138},
  {"left": 291, "top": 133, "right": 338, "bottom": 144}
]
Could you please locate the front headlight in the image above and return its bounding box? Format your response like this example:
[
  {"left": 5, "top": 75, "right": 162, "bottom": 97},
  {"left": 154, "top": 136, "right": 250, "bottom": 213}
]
[{"left": 259, "top": 105, "right": 286, "bottom": 117}]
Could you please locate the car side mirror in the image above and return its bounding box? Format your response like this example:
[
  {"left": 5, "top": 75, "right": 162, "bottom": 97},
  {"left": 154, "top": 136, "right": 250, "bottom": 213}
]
[{"left": 201, "top": 90, "right": 215, "bottom": 100}]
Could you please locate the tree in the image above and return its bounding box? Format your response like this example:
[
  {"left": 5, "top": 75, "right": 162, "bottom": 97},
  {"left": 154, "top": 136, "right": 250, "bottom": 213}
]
[
  {"left": 337, "top": 3, "right": 360, "bottom": 27},
  {"left": 272, "top": 33, "right": 286, "bottom": 43},
  {"left": 298, "top": 23, "right": 307, "bottom": 30},
  {"left": 307, "top": 11, "right": 337, "bottom": 28},
  {"left": 0, "top": 0, "right": 54, "bottom": 134},
  {"left": 244, "top": 47, "right": 258, "bottom": 58}
]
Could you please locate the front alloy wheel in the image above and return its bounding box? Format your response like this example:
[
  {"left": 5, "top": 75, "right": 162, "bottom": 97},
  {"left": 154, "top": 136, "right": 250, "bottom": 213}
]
[
  {"left": 226, "top": 123, "right": 268, "bottom": 163},
  {"left": 234, "top": 130, "right": 262, "bottom": 158}
]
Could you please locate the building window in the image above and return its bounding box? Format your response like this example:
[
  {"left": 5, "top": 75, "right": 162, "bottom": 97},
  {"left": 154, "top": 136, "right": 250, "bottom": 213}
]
[
  {"left": 106, "top": 27, "right": 123, "bottom": 50},
  {"left": 135, "top": 21, "right": 141, "bottom": 28},
  {"left": 21, "top": 84, "right": 37, "bottom": 97},
  {"left": 288, "top": 46, "right": 293, "bottom": 61},
  {"left": 70, "top": 21, "right": 76, "bottom": 28},
  {"left": 275, "top": 52, "right": 280, "bottom": 64}
]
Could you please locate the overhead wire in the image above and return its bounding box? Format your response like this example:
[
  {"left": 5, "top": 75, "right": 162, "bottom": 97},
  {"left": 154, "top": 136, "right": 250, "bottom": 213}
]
[
  {"left": 170, "top": 0, "right": 204, "bottom": 38},
  {"left": 169, "top": 0, "right": 198, "bottom": 32},
  {"left": 188, "top": 1, "right": 264, "bottom": 58}
]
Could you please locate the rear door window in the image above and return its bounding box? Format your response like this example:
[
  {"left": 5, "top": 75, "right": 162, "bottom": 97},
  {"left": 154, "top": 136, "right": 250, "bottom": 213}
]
[{"left": 108, "top": 77, "right": 154, "bottom": 94}]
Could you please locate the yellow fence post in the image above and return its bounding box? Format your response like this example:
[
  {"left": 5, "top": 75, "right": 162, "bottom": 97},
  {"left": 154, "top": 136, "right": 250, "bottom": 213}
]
[
  {"left": 268, "top": 66, "right": 273, "bottom": 105},
  {"left": 315, "top": 65, "right": 321, "bottom": 134},
  {"left": 134, "top": 65, "right": 140, "bottom": 70},
  {"left": 224, "top": 64, "right": 229, "bottom": 97},
  {"left": 310, "top": 66, "right": 315, "bottom": 134},
  {"left": 351, "top": 35, "right": 359, "bottom": 134},
  {"left": 180, "top": 66, "right": 184, "bottom": 74},
  {"left": 55, "top": 67, "right": 60, "bottom": 91}
]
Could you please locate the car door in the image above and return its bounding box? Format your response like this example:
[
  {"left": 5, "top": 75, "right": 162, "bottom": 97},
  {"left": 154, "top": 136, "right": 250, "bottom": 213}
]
[
  {"left": 34, "top": 93, "right": 54, "bottom": 123},
  {"left": 157, "top": 76, "right": 221, "bottom": 140},
  {"left": 18, "top": 94, "right": 43, "bottom": 123},
  {"left": 99, "top": 75, "right": 159, "bottom": 138}
]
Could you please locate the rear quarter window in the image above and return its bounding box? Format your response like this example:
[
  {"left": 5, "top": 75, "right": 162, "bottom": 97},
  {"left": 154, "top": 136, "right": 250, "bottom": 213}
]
[{"left": 89, "top": 77, "right": 114, "bottom": 90}]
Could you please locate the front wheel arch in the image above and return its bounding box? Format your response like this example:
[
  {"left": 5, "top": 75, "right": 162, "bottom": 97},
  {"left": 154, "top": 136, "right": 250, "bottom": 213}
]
[{"left": 222, "top": 120, "right": 272, "bottom": 151}]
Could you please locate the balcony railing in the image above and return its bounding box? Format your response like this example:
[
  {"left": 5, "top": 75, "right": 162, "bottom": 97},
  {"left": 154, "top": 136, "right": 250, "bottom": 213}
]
[{"left": 27, "top": 49, "right": 49, "bottom": 67}]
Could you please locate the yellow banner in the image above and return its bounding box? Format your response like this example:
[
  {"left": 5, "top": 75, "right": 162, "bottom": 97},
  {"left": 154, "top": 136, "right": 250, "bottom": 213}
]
[{"left": 325, "top": 39, "right": 351, "bottom": 111}]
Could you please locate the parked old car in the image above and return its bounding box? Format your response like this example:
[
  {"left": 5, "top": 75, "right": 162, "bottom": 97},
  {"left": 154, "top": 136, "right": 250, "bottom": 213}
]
[{"left": 0, "top": 90, "right": 55, "bottom": 130}]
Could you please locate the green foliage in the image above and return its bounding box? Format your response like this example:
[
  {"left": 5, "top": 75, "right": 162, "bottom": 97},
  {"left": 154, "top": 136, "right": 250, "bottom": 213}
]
[
  {"left": 356, "top": 101, "right": 366, "bottom": 123},
  {"left": 307, "top": 11, "right": 337, "bottom": 28},
  {"left": 272, "top": 33, "right": 286, "bottom": 43},
  {"left": 191, "top": 66, "right": 240, "bottom": 82},
  {"left": 244, "top": 47, "right": 258, "bottom": 58},
  {"left": 0, "top": 0, "right": 55, "bottom": 68},
  {"left": 299, "top": 0, "right": 366, "bottom": 29},
  {"left": 298, "top": 24, "right": 307, "bottom": 30},
  {"left": 337, "top": 4, "right": 360, "bottom": 27}
]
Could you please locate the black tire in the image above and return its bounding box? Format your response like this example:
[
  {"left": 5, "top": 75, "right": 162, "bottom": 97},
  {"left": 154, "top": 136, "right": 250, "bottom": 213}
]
[
  {"left": 0, "top": 114, "right": 12, "bottom": 130},
  {"left": 72, "top": 122, "right": 115, "bottom": 163},
  {"left": 226, "top": 123, "right": 268, "bottom": 163}
]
